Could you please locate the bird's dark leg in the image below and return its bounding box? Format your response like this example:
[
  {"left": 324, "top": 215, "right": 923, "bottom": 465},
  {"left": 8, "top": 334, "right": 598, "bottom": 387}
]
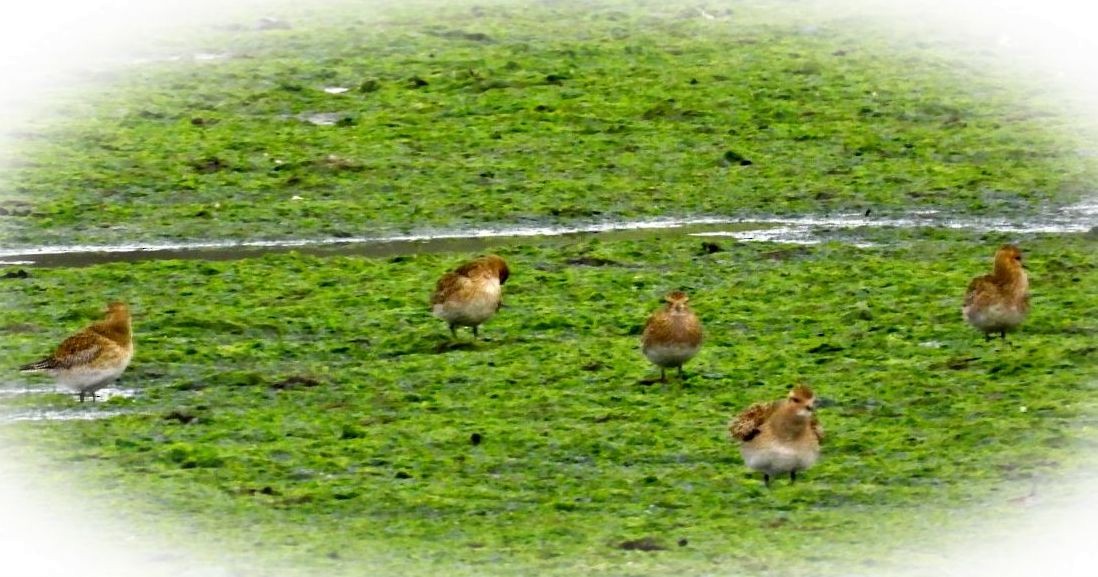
[
  {"left": 763, "top": 474, "right": 771, "bottom": 488},
  {"left": 1000, "top": 330, "right": 1007, "bottom": 341},
  {"left": 449, "top": 323, "right": 457, "bottom": 339},
  {"left": 985, "top": 332, "right": 993, "bottom": 343},
  {"left": 790, "top": 470, "right": 797, "bottom": 484},
  {"left": 677, "top": 365, "right": 685, "bottom": 379},
  {"left": 472, "top": 325, "right": 479, "bottom": 339},
  {"left": 660, "top": 368, "right": 667, "bottom": 383},
  {"left": 79, "top": 390, "right": 86, "bottom": 403}
]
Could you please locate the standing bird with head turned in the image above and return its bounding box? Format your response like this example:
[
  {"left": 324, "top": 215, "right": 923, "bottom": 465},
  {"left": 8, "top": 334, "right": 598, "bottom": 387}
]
[
  {"left": 431, "top": 255, "right": 510, "bottom": 339},
  {"left": 729, "top": 385, "right": 823, "bottom": 487},
  {"left": 19, "top": 301, "right": 134, "bottom": 402},
  {"left": 963, "top": 244, "right": 1030, "bottom": 342},
  {"left": 641, "top": 290, "right": 703, "bottom": 382}
]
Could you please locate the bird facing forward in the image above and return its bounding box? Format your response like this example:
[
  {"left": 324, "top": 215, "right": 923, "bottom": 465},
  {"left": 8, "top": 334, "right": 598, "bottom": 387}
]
[
  {"left": 729, "top": 385, "right": 823, "bottom": 487},
  {"left": 963, "top": 244, "right": 1030, "bottom": 342},
  {"left": 19, "top": 301, "right": 134, "bottom": 402},
  {"left": 641, "top": 290, "right": 703, "bottom": 382},
  {"left": 430, "top": 255, "right": 510, "bottom": 339}
]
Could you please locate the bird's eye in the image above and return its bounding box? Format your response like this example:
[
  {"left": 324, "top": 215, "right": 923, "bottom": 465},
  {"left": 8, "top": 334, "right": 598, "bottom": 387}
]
[{"left": 790, "top": 397, "right": 801, "bottom": 404}]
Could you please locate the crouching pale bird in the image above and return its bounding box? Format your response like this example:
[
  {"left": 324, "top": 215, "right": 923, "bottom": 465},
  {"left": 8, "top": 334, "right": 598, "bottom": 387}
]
[
  {"left": 729, "top": 385, "right": 823, "bottom": 487},
  {"left": 963, "top": 244, "right": 1030, "bottom": 342},
  {"left": 19, "top": 301, "right": 133, "bottom": 402},
  {"left": 641, "top": 291, "right": 702, "bottom": 382},
  {"left": 430, "top": 255, "right": 510, "bottom": 339}
]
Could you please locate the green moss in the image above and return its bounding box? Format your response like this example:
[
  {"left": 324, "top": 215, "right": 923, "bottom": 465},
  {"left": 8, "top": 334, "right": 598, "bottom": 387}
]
[
  {"left": 3, "top": 232, "right": 1096, "bottom": 576},
  {"left": 2, "top": 0, "right": 1096, "bottom": 247}
]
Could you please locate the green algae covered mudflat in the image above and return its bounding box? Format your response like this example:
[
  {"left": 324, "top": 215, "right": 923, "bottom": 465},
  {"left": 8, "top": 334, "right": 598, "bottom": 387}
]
[
  {"left": 1, "top": 0, "right": 1095, "bottom": 248},
  {"left": 2, "top": 1, "right": 1097, "bottom": 576}
]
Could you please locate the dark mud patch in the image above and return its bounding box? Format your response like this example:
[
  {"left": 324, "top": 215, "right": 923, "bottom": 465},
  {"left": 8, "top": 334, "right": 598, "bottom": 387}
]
[
  {"left": 429, "top": 29, "right": 493, "bottom": 42},
  {"left": 931, "top": 356, "right": 981, "bottom": 370},
  {"left": 617, "top": 536, "right": 667, "bottom": 551},
  {"left": 433, "top": 341, "right": 479, "bottom": 354},
  {"left": 699, "top": 241, "right": 724, "bottom": 254},
  {"left": 271, "top": 376, "right": 323, "bottom": 390},
  {"left": 566, "top": 256, "right": 624, "bottom": 267},
  {"left": 164, "top": 410, "right": 199, "bottom": 424}
]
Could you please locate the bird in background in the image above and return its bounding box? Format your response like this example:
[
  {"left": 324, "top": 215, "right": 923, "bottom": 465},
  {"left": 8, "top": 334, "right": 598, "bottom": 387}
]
[
  {"left": 641, "top": 290, "right": 703, "bottom": 382},
  {"left": 430, "top": 254, "right": 510, "bottom": 339},
  {"left": 963, "top": 244, "right": 1030, "bottom": 342},
  {"left": 19, "top": 301, "right": 134, "bottom": 402},
  {"left": 729, "top": 385, "right": 823, "bottom": 487}
]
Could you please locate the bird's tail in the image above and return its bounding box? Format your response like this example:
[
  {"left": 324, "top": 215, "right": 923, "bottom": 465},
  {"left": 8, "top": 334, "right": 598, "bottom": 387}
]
[{"left": 19, "top": 358, "right": 57, "bottom": 371}]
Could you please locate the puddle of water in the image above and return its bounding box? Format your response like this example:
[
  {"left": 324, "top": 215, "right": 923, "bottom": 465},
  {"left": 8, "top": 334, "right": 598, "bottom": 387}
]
[
  {"left": 742, "top": 204, "right": 1096, "bottom": 235},
  {"left": 0, "top": 385, "right": 137, "bottom": 401},
  {"left": 0, "top": 409, "right": 130, "bottom": 423},
  {"left": 0, "top": 385, "right": 137, "bottom": 422},
  {"left": 692, "top": 201, "right": 1095, "bottom": 246},
  {"left": 693, "top": 227, "right": 823, "bottom": 244},
  {"left": 300, "top": 112, "right": 347, "bottom": 125},
  {"left": 0, "top": 220, "right": 758, "bottom": 268},
  {"left": 1, "top": 200, "right": 1094, "bottom": 268},
  {"left": 691, "top": 225, "right": 878, "bottom": 247},
  {"left": 0, "top": 386, "right": 50, "bottom": 397}
]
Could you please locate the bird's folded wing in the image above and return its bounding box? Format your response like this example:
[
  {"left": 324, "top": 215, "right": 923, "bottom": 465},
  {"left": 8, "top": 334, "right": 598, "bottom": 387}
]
[
  {"left": 964, "top": 275, "right": 993, "bottom": 308},
  {"left": 431, "top": 272, "right": 470, "bottom": 305},
  {"left": 50, "top": 334, "right": 104, "bottom": 368},
  {"left": 641, "top": 311, "right": 666, "bottom": 342},
  {"left": 729, "top": 401, "right": 777, "bottom": 441},
  {"left": 452, "top": 259, "right": 487, "bottom": 278}
]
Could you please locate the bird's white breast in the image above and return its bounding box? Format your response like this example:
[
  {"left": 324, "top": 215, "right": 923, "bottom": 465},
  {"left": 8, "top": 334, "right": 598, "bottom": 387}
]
[
  {"left": 643, "top": 343, "right": 700, "bottom": 367},
  {"left": 741, "top": 443, "right": 819, "bottom": 475}
]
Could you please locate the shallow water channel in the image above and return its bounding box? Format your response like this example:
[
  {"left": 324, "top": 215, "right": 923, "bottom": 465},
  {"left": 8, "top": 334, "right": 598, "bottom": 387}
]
[{"left": 2, "top": 202, "right": 1094, "bottom": 268}]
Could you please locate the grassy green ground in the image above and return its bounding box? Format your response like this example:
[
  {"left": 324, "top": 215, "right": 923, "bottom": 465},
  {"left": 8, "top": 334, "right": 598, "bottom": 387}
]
[
  {"left": 3, "top": 232, "right": 1097, "bottom": 576},
  {"left": 1, "top": 0, "right": 1095, "bottom": 247},
  {"left": 2, "top": 0, "right": 1098, "bottom": 575}
]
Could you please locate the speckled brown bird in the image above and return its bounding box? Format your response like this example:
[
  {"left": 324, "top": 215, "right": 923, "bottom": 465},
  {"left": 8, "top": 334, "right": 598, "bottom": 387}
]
[
  {"left": 729, "top": 385, "right": 823, "bottom": 487},
  {"left": 963, "top": 244, "right": 1030, "bottom": 342},
  {"left": 641, "top": 291, "right": 702, "bottom": 382},
  {"left": 19, "top": 302, "right": 133, "bottom": 402},
  {"left": 430, "top": 255, "right": 510, "bottom": 339}
]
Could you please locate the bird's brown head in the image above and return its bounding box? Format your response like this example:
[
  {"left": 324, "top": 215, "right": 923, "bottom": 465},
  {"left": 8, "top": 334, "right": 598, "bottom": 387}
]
[
  {"left": 99, "top": 301, "right": 132, "bottom": 342},
  {"left": 454, "top": 255, "right": 510, "bottom": 283},
  {"left": 665, "top": 291, "right": 690, "bottom": 312},
  {"left": 786, "top": 384, "right": 817, "bottom": 417},
  {"left": 992, "top": 244, "right": 1024, "bottom": 278},
  {"left": 480, "top": 255, "right": 510, "bottom": 284}
]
